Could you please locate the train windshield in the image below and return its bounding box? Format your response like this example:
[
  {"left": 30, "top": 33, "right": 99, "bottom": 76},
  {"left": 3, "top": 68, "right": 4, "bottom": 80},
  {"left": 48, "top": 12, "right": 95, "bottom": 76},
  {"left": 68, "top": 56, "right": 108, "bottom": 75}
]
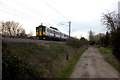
[
  {"left": 43, "top": 27, "right": 45, "bottom": 31},
  {"left": 36, "top": 27, "right": 39, "bottom": 32}
]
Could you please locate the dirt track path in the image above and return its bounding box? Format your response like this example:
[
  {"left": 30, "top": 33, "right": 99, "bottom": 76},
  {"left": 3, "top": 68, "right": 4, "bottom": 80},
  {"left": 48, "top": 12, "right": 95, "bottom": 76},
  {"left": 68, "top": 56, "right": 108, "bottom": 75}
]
[{"left": 70, "top": 46, "right": 119, "bottom": 78}]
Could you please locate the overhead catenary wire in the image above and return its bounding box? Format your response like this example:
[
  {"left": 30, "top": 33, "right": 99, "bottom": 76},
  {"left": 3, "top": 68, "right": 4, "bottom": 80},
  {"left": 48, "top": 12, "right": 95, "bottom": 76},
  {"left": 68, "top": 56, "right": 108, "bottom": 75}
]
[
  {"left": 12, "top": 0, "right": 57, "bottom": 25},
  {"left": 41, "top": 0, "right": 71, "bottom": 34},
  {"left": 0, "top": 0, "right": 48, "bottom": 24},
  {"left": 0, "top": 4, "right": 31, "bottom": 18},
  {"left": 12, "top": 1, "right": 47, "bottom": 22},
  {"left": 0, "top": 7, "right": 24, "bottom": 19},
  {"left": 0, "top": 6, "right": 41, "bottom": 24},
  {"left": 0, "top": 2, "right": 48, "bottom": 23},
  {"left": 41, "top": 0, "right": 69, "bottom": 21},
  {"left": 12, "top": 0, "right": 67, "bottom": 28},
  {"left": 0, "top": 0, "right": 69, "bottom": 32}
]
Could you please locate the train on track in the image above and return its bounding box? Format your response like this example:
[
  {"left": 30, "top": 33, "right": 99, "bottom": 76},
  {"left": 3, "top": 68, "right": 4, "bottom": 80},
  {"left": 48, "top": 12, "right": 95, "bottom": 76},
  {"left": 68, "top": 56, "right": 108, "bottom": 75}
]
[{"left": 36, "top": 23, "right": 69, "bottom": 40}]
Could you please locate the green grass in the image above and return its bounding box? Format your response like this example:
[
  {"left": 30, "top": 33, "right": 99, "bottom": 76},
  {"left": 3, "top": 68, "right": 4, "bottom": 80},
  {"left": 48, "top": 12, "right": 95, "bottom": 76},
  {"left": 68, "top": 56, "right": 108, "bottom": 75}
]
[
  {"left": 56, "top": 49, "right": 87, "bottom": 78},
  {"left": 98, "top": 48, "right": 112, "bottom": 54},
  {"left": 106, "top": 59, "right": 120, "bottom": 72},
  {"left": 97, "top": 47, "right": 120, "bottom": 72}
]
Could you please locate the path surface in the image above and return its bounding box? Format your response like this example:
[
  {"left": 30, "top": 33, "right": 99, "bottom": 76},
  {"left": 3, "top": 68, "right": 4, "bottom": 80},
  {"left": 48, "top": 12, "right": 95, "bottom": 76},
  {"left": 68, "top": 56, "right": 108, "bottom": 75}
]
[{"left": 70, "top": 46, "right": 119, "bottom": 78}]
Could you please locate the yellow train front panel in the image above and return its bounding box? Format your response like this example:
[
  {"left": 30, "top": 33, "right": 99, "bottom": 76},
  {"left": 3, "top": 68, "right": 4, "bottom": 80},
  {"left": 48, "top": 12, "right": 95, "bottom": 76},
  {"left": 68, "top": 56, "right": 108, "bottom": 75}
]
[
  {"left": 39, "top": 27, "right": 46, "bottom": 36},
  {"left": 36, "top": 32, "right": 38, "bottom": 36},
  {"left": 39, "top": 28, "right": 42, "bottom": 36}
]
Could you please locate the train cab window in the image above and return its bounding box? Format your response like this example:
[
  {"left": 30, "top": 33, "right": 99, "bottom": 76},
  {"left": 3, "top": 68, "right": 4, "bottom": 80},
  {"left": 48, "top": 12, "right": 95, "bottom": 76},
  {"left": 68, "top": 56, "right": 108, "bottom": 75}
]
[
  {"left": 36, "top": 27, "right": 39, "bottom": 32},
  {"left": 43, "top": 27, "right": 45, "bottom": 31},
  {"left": 39, "top": 28, "right": 41, "bottom": 31}
]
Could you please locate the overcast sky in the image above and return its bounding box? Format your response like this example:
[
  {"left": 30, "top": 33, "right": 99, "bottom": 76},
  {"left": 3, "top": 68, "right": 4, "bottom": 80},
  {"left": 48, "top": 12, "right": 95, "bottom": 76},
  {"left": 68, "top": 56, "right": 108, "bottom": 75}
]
[{"left": 0, "top": 0, "right": 119, "bottom": 39}]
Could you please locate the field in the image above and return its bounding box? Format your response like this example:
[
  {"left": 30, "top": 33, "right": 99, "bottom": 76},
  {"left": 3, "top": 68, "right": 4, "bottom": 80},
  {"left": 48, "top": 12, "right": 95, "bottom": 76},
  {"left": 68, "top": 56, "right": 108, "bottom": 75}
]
[{"left": 2, "top": 41, "right": 87, "bottom": 79}]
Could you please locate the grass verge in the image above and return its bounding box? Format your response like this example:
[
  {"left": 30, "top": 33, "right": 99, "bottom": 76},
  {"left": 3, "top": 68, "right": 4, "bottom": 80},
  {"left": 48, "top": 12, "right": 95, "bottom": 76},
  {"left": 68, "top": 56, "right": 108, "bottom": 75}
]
[
  {"left": 56, "top": 48, "right": 87, "bottom": 78},
  {"left": 97, "top": 47, "right": 112, "bottom": 54},
  {"left": 106, "top": 59, "right": 120, "bottom": 72},
  {"left": 97, "top": 47, "right": 120, "bottom": 73}
]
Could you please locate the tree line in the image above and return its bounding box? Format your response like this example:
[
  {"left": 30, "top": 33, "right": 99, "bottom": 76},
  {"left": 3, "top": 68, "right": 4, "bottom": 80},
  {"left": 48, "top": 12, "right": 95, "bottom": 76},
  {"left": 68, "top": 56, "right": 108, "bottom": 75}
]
[
  {"left": 89, "top": 11, "right": 120, "bottom": 60},
  {"left": 1, "top": 21, "right": 33, "bottom": 38}
]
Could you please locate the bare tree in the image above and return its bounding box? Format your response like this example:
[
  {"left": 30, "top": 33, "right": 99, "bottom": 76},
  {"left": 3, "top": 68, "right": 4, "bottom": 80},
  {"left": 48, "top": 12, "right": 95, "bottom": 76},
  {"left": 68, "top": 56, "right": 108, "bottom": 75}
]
[
  {"left": 88, "top": 30, "right": 94, "bottom": 41},
  {"left": 101, "top": 11, "right": 118, "bottom": 32},
  {"left": 1, "top": 21, "right": 26, "bottom": 37}
]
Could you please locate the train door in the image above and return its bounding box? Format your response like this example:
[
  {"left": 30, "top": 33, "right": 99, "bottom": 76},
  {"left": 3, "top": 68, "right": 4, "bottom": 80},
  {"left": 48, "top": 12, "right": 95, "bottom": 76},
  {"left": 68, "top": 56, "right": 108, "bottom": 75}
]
[
  {"left": 40, "top": 26, "right": 45, "bottom": 39},
  {"left": 39, "top": 27, "right": 42, "bottom": 37},
  {"left": 41, "top": 26, "right": 43, "bottom": 39},
  {"left": 38, "top": 26, "right": 43, "bottom": 39},
  {"left": 38, "top": 24, "right": 46, "bottom": 39}
]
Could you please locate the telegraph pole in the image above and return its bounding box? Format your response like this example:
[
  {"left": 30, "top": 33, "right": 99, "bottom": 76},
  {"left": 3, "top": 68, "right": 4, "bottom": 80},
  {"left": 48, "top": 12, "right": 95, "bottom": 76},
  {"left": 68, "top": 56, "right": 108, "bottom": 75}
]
[{"left": 68, "top": 21, "right": 71, "bottom": 38}]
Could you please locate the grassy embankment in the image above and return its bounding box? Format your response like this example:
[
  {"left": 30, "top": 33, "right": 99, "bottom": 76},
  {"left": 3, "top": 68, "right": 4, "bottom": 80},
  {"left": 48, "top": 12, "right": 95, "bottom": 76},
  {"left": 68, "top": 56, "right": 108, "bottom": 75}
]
[
  {"left": 3, "top": 41, "right": 87, "bottom": 79},
  {"left": 56, "top": 49, "right": 86, "bottom": 78},
  {"left": 97, "top": 47, "right": 120, "bottom": 72}
]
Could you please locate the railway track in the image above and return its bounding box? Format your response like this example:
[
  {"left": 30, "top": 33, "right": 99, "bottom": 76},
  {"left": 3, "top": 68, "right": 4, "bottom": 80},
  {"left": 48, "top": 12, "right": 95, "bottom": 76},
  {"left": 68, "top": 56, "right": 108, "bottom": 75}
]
[{"left": 2, "top": 37, "right": 66, "bottom": 44}]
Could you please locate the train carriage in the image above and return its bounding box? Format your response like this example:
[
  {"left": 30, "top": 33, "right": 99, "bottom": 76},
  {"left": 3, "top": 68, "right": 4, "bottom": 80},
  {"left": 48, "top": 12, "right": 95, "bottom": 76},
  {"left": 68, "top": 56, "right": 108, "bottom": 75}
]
[{"left": 36, "top": 23, "right": 68, "bottom": 40}]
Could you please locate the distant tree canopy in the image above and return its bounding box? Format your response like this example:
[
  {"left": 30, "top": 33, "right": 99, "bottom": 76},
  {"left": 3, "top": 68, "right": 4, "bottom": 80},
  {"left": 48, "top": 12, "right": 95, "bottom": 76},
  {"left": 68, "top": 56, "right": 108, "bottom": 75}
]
[
  {"left": 89, "top": 30, "right": 94, "bottom": 41},
  {"left": 88, "top": 30, "right": 111, "bottom": 47},
  {"left": 88, "top": 30, "right": 95, "bottom": 45},
  {"left": 1, "top": 21, "right": 27, "bottom": 37}
]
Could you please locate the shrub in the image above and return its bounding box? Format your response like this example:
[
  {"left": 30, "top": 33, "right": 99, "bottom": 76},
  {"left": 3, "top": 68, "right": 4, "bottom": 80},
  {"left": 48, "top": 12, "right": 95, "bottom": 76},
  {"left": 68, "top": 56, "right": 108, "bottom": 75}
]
[
  {"left": 89, "top": 41, "right": 95, "bottom": 45},
  {"left": 111, "top": 27, "right": 120, "bottom": 59},
  {"left": 2, "top": 41, "right": 43, "bottom": 80},
  {"left": 66, "top": 37, "right": 88, "bottom": 48}
]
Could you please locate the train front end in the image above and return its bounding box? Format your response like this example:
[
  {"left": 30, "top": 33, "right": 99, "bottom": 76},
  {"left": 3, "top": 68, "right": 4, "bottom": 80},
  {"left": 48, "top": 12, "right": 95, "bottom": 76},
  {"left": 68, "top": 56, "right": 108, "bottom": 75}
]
[{"left": 36, "top": 24, "right": 46, "bottom": 39}]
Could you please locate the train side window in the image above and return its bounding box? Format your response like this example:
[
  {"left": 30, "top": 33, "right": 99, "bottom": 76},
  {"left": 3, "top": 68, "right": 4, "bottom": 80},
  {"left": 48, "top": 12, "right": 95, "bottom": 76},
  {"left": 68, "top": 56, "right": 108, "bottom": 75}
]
[
  {"left": 64, "top": 34, "right": 67, "bottom": 37},
  {"left": 47, "top": 29, "right": 49, "bottom": 32},
  {"left": 55, "top": 32, "right": 57, "bottom": 35},
  {"left": 50, "top": 30, "right": 52, "bottom": 33},
  {"left": 52, "top": 30, "right": 54, "bottom": 34},
  {"left": 58, "top": 32, "right": 60, "bottom": 35}
]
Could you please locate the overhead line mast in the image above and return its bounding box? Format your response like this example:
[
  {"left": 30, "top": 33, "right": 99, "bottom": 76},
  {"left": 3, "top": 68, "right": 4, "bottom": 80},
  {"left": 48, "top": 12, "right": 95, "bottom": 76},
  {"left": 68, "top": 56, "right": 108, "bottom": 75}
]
[{"left": 69, "top": 21, "right": 71, "bottom": 38}]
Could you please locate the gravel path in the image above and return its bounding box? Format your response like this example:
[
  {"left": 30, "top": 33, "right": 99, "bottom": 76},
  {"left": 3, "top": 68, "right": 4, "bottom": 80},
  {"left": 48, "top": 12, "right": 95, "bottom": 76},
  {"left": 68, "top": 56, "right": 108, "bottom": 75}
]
[{"left": 70, "top": 46, "right": 119, "bottom": 79}]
